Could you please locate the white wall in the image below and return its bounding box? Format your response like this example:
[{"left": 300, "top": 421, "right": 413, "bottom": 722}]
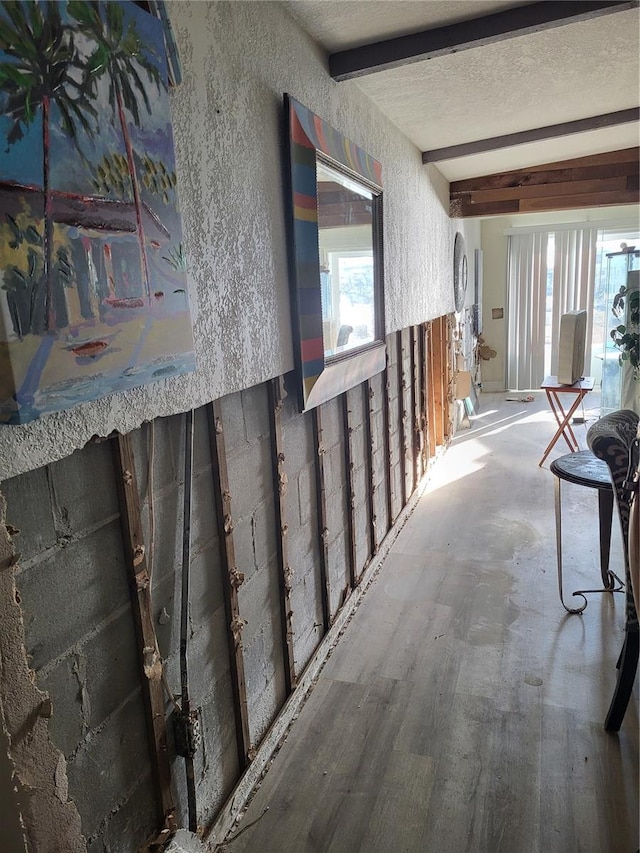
[
  {"left": 480, "top": 205, "right": 640, "bottom": 391},
  {"left": 0, "top": 1, "right": 467, "bottom": 480}
]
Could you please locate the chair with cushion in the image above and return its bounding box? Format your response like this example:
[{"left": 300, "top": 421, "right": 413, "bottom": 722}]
[{"left": 587, "top": 409, "right": 639, "bottom": 731}]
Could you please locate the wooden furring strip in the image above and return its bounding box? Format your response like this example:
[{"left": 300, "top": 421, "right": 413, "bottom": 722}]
[
  {"left": 409, "top": 326, "right": 420, "bottom": 494},
  {"left": 426, "top": 322, "right": 437, "bottom": 460},
  {"left": 396, "top": 329, "right": 408, "bottom": 508},
  {"left": 312, "top": 406, "right": 331, "bottom": 632},
  {"left": 207, "top": 400, "right": 252, "bottom": 768},
  {"left": 431, "top": 319, "right": 445, "bottom": 447},
  {"left": 112, "top": 432, "right": 176, "bottom": 830},
  {"left": 442, "top": 314, "right": 454, "bottom": 442},
  {"left": 420, "top": 323, "right": 429, "bottom": 475},
  {"left": 381, "top": 350, "right": 394, "bottom": 531},
  {"left": 267, "top": 377, "right": 297, "bottom": 695},
  {"left": 442, "top": 315, "right": 452, "bottom": 442},
  {"left": 364, "top": 380, "right": 378, "bottom": 557},
  {"left": 180, "top": 410, "right": 198, "bottom": 832},
  {"left": 411, "top": 325, "right": 425, "bottom": 485}
]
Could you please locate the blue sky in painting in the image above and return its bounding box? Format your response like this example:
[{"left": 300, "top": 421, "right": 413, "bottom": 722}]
[{"left": 0, "top": 0, "right": 172, "bottom": 199}]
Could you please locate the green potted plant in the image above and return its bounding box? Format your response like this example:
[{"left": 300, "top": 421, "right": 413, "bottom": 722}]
[{"left": 610, "top": 281, "right": 639, "bottom": 380}]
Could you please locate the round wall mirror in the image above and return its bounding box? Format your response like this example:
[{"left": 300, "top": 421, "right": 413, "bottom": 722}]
[{"left": 453, "top": 232, "right": 468, "bottom": 313}]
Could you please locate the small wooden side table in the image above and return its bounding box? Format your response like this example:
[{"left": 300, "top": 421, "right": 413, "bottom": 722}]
[
  {"left": 539, "top": 375, "right": 595, "bottom": 467},
  {"left": 550, "top": 450, "right": 624, "bottom": 614}
]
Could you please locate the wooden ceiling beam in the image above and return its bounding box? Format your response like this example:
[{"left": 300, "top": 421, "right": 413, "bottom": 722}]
[
  {"left": 500, "top": 145, "right": 640, "bottom": 172},
  {"left": 450, "top": 148, "right": 639, "bottom": 192},
  {"left": 422, "top": 108, "right": 639, "bottom": 163},
  {"left": 519, "top": 188, "right": 640, "bottom": 212},
  {"left": 450, "top": 148, "right": 640, "bottom": 216},
  {"left": 329, "top": 1, "right": 638, "bottom": 81},
  {"left": 469, "top": 175, "right": 629, "bottom": 203},
  {"left": 452, "top": 162, "right": 640, "bottom": 193}
]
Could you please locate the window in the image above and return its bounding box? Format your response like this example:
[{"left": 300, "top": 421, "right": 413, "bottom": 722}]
[{"left": 507, "top": 223, "right": 639, "bottom": 391}]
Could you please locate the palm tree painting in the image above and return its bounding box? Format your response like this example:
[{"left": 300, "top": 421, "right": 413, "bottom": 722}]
[
  {"left": 0, "top": 1, "right": 96, "bottom": 333},
  {"left": 68, "top": 0, "right": 162, "bottom": 302},
  {"left": 0, "top": 0, "right": 195, "bottom": 424}
]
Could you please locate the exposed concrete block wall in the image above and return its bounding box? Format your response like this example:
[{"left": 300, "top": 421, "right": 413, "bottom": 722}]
[
  {"left": 317, "top": 396, "right": 350, "bottom": 618},
  {"left": 0, "top": 452, "right": 137, "bottom": 853},
  {"left": 345, "top": 383, "right": 371, "bottom": 578},
  {"left": 3, "top": 443, "right": 158, "bottom": 852},
  {"left": 0, "top": 413, "right": 239, "bottom": 849},
  {"left": 222, "top": 385, "right": 286, "bottom": 747},
  {"left": 400, "top": 328, "right": 414, "bottom": 501},
  {"left": 369, "top": 371, "right": 390, "bottom": 546},
  {"left": 386, "top": 334, "right": 404, "bottom": 523},
  {"left": 280, "top": 385, "right": 324, "bottom": 673},
  {"left": 132, "top": 409, "right": 240, "bottom": 831},
  {"left": 0, "top": 320, "right": 450, "bottom": 850}
]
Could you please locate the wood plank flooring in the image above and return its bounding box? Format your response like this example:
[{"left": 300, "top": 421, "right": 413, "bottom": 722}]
[{"left": 226, "top": 393, "right": 639, "bottom": 853}]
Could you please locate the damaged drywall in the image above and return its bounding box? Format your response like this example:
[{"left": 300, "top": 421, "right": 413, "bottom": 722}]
[
  {"left": 0, "top": 717, "right": 27, "bottom": 853},
  {"left": 3, "top": 433, "right": 170, "bottom": 851},
  {"left": 0, "top": 494, "right": 86, "bottom": 853},
  {"left": 164, "top": 829, "right": 207, "bottom": 853}
]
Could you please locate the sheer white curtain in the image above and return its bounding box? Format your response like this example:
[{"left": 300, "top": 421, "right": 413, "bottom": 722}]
[
  {"left": 550, "top": 228, "right": 598, "bottom": 376},
  {"left": 506, "top": 232, "right": 548, "bottom": 390}
]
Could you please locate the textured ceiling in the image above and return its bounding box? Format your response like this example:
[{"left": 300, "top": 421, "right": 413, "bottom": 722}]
[
  {"left": 282, "top": 0, "right": 532, "bottom": 51},
  {"left": 283, "top": 1, "right": 640, "bottom": 182}
]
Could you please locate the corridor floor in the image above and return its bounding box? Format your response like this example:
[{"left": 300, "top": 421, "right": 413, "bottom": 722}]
[{"left": 226, "top": 392, "right": 639, "bottom": 853}]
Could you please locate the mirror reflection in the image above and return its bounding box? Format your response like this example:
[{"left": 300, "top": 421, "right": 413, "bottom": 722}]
[{"left": 317, "top": 159, "right": 378, "bottom": 358}]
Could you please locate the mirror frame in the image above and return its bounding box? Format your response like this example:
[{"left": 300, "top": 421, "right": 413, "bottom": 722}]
[{"left": 285, "top": 95, "right": 386, "bottom": 411}]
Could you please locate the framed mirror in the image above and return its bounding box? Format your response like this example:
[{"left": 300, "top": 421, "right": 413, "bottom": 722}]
[{"left": 285, "top": 95, "right": 385, "bottom": 411}]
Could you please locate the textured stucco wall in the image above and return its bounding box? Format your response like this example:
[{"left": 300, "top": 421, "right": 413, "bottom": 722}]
[{"left": 0, "top": 0, "right": 460, "bottom": 481}]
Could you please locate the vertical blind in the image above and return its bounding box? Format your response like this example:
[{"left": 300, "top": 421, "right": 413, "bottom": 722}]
[
  {"left": 506, "top": 232, "right": 548, "bottom": 390},
  {"left": 507, "top": 227, "right": 598, "bottom": 390},
  {"left": 550, "top": 228, "right": 598, "bottom": 376}
]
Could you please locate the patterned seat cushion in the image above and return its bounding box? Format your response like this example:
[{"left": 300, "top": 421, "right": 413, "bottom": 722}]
[{"left": 587, "top": 409, "right": 639, "bottom": 629}]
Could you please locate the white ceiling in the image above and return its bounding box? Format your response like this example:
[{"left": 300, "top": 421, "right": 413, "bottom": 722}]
[{"left": 283, "top": 1, "right": 640, "bottom": 182}]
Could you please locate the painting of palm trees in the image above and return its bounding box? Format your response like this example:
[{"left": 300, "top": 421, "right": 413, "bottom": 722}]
[{"left": 0, "top": 0, "right": 195, "bottom": 424}]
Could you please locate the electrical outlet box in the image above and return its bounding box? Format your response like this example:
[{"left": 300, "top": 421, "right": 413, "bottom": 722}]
[{"left": 173, "top": 707, "right": 201, "bottom": 758}]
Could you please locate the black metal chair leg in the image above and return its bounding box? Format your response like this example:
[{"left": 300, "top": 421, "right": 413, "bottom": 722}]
[
  {"left": 605, "top": 627, "right": 639, "bottom": 732},
  {"left": 597, "top": 488, "right": 613, "bottom": 588}
]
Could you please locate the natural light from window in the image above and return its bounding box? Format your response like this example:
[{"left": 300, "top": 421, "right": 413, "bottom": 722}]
[{"left": 542, "top": 227, "right": 639, "bottom": 383}]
